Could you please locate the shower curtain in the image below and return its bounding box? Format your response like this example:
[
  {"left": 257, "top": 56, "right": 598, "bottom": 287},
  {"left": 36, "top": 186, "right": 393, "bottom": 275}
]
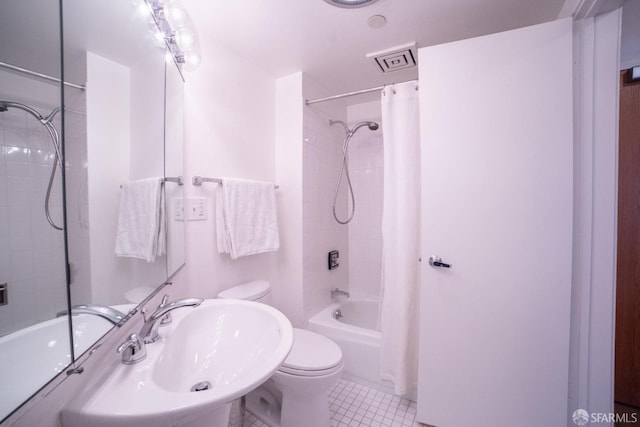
[{"left": 379, "top": 80, "right": 421, "bottom": 396}]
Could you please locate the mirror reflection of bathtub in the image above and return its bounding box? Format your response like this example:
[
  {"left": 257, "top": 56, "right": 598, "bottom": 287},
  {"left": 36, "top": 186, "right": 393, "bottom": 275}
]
[
  {"left": 0, "top": 304, "right": 135, "bottom": 421},
  {"left": 309, "top": 298, "right": 405, "bottom": 396}
]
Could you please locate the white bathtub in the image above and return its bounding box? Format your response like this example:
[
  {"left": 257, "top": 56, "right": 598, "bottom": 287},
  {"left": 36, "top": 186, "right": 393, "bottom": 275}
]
[{"left": 309, "top": 299, "right": 394, "bottom": 394}]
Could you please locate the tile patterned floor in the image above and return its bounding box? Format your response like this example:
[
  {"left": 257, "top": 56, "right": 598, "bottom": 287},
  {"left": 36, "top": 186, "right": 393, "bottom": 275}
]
[{"left": 243, "top": 378, "right": 421, "bottom": 427}]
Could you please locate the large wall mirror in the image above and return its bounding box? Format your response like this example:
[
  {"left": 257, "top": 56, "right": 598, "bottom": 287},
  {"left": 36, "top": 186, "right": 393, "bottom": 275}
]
[{"left": 0, "top": 0, "right": 185, "bottom": 422}]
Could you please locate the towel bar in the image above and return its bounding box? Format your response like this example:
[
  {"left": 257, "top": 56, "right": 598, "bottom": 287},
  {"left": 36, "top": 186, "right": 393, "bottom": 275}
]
[
  {"left": 163, "top": 176, "right": 183, "bottom": 185},
  {"left": 192, "top": 176, "right": 279, "bottom": 189},
  {"left": 119, "top": 176, "right": 183, "bottom": 188}
]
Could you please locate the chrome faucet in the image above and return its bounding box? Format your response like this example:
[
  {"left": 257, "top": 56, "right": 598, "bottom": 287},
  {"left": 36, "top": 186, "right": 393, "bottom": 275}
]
[
  {"left": 117, "top": 333, "right": 146, "bottom": 364},
  {"left": 138, "top": 297, "right": 203, "bottom": 343},
  {"left": 57, "top": 304, "right": 126, "bottom": 325},
  {"left": 331, "top": 288, "right": 350, "bottom": 298}
]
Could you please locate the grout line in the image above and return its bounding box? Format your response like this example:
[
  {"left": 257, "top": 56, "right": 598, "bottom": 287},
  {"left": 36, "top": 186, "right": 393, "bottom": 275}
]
[{"left": 243, "top": 377, "right": 420, "bottom": 427}]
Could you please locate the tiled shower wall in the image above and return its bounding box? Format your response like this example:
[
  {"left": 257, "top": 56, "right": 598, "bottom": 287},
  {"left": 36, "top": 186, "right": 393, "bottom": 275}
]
[
  {"left": 302, "top": 96, "right": 385, "bottom": 319},
  {"left": 302, "top": 99, "right": 349, "bottom": 320},
  {"left": 347, "top": 101, "right": 384, "bottom": 300},
  {"left": 0, "top": 93, "right": 67, "bottom": 336}
]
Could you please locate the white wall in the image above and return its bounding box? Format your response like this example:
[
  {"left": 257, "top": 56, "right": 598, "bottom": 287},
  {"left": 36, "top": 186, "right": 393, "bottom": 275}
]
[
  {"left": 569, "top": 8, "right": 622, "bottom": 423},
  {"left": 86, "top": 51, "right": 169, "bottom": 306},
  {"left": 180, "top": 42, "right": 280, "bottom": 311},
  {"left": 346, "top": 101, "right": 383, "bottom": 300},
  {"left": 86, "top": 52, "right": 131, "bottom": 305},
  {"left": 125, "top": 50, "right": 168, "bottom": 292},
  {"left": 274, "top": 72, "right": 305, "bottom": 326}
]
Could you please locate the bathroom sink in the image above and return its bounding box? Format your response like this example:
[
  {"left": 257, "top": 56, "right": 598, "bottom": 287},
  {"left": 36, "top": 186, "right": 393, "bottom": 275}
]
[{"left": 60, "top": 299, "right": 293, "bottom": 427}]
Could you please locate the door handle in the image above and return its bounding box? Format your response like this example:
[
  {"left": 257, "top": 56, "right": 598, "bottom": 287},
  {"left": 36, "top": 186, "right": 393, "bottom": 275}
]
[{"left": 429, "top": 256, "right": 451, "bottom": 268}]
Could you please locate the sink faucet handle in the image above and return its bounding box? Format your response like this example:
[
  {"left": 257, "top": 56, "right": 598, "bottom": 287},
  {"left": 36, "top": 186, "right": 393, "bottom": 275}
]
[
  {"left": 159, "top": 294, "right": 172, "bottom": 325},
  {"left": 117, "top": 333, "right": 147, "bottom": 365}
]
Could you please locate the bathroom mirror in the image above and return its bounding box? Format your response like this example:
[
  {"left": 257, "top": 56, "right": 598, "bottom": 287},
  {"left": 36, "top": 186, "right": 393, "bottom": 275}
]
[
  {"left": 165, "top": 61, "right": 186, "bottom": 275},
  {"left": 62, "top": 0, "right": 186, "bottom": 353},
  {"left": 64, "top": 0, "right": 168, "bottom": 313},
  {"left": 0, "top": 0, "right": 185, "bottom": 422},
  {"left": 0, "top": 0, "right": 67, "bottom": 421}
]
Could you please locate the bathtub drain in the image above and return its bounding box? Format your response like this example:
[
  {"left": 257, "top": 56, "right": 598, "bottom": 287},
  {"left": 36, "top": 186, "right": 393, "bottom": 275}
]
[{"left": 191, "top": 381, "right": 212, "bottom": 392}]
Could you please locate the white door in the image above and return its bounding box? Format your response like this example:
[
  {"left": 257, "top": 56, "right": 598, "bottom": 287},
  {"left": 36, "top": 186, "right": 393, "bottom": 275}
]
[{"left": 417, "top": 19, "right": 574, "bottom": 427}]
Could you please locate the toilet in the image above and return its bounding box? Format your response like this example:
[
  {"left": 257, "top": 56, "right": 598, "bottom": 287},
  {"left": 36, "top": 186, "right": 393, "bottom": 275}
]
[{"left": 218, "top": 281, "right": 343, "bottom": 427}]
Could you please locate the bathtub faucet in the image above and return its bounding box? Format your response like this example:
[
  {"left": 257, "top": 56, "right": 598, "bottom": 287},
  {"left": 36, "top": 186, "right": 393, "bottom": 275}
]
[
  {"left": 331, "top": 288, "right": 350, "bottom": 299},
  {"left": 57, "top": 304, "right": 126, "bottom": 325}
]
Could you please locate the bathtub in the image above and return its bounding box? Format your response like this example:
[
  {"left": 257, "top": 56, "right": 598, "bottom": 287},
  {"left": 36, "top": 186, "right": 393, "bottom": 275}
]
[
  {"left": 0, "top": 304, "right": 135, "bottom": 421},
  {"left": 309, "top": 299, "right": 394, "bottom": 394}
]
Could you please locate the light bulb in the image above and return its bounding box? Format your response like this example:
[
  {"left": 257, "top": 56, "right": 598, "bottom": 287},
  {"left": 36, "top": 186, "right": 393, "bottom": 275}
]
[
  {"left": 136, "top": 2, "right": 151, "bottom": 17},
  {"left": 153, "top": 29, "right": 165, "bottom": 44},
  {"left": 176, "top": 30, "right": 194, "bottom": 50},
  {"left": 185, "top": 53, "right": 200, "bottom": 67},
  {"left": 165, "top": 5, "right": 186, "bottom": 28}
]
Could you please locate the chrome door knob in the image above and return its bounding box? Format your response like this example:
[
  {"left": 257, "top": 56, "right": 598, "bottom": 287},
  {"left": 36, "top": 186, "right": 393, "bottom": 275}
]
[{"left": 428, "top": 255, "right": 451, "bottom": 268}]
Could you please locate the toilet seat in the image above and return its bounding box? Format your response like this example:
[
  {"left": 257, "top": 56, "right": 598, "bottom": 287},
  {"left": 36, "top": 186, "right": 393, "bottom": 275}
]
[{"left": 278, "top": 329, "right": 343, "bottom": 377}]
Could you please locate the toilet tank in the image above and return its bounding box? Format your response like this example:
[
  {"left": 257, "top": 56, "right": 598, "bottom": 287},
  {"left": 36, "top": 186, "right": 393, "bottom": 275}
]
[{"left": 217, "top": 280, "right": 273, "bottom": 305}]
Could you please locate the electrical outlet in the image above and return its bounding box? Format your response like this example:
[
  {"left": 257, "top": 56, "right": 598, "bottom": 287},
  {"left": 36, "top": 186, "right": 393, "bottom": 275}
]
[
  {"left": 174, "top": 198, "right": 184, "bottom": 221},
  {"left": 186, "top": 198, "right": 207, "bottom": 221}
]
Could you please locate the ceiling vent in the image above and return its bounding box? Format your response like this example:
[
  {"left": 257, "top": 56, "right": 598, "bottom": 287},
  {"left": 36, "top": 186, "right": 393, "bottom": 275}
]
[{"left": 367, "top": 42, "right": 417, "bottom": 73}]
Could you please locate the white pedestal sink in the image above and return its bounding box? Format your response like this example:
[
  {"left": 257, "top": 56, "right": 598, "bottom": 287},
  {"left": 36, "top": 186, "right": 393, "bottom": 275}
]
[{"left": 60, "top": 299, "right": 293, "bottom": 427}]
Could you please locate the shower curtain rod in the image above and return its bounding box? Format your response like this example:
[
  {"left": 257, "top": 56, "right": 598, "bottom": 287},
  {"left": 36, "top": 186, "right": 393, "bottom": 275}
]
[
  {"left": 304, "top": 79, "right": 416, "bottom": 106},
  {"left": 0, "top": 61, "right": 85, "bottom": 91}
]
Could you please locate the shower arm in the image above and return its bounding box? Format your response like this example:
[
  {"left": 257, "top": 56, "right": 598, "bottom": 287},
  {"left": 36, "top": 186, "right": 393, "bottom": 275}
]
[{"left": 1, "top": 101, "right": 64, "bottom": 230}]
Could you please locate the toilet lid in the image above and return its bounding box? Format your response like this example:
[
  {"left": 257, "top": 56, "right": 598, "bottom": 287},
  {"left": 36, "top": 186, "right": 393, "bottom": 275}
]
[
  {"left": 217, "top": 280, "right": 270, "bottom": 300},
  {"left": 280, "top": 329, "right": 342, "bottom": 374}
]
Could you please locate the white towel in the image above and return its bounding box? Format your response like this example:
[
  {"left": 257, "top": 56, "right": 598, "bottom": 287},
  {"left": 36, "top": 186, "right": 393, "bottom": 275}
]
[
  {"left": 215, "top": 178, "right": 280, "bottom": 259},
  {"left": 115, "top": 177, "right": 165, "bottom": 262}
]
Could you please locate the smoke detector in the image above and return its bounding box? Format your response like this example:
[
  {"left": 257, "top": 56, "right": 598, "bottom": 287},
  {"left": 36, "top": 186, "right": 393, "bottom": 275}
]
[
  {"left": 324, "top": 0, "right": 378, "bottom": 8},
  {"left": 367, "top": 42, "right": 417, "bottom": 73}
]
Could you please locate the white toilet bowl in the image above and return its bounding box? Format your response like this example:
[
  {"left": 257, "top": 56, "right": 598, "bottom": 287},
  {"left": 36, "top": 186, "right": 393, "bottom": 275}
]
[
  {"left": 217, "top": 281, "right": 343, "bottom": 427},
  {"left": 269, "top": 329, "right": 343, "bottom": 427}
]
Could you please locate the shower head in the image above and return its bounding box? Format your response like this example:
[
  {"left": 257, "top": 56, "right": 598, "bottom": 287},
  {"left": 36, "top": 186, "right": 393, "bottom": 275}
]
[
  {"left": 330, "top": 119, "right": 379, "bottom": 135},
  {"left": 352, "top": 121, "right": 379, "bottom": 133},
  {"left": 0, "top": 100, "right": 44, "bottom": 120}
]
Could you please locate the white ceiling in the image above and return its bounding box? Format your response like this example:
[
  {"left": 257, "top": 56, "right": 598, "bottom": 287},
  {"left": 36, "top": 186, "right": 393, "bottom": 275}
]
[{"left": 183, "top": 0, "right": 566, "bottom": 99}]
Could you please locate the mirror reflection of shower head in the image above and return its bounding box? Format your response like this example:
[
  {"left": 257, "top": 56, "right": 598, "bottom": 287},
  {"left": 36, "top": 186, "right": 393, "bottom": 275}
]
[{"left": 0, "top": 100, "right": 63, "bottom": 230}]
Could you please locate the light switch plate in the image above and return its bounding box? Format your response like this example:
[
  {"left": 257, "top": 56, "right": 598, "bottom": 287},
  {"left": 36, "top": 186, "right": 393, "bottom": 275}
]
[
  {"left": 186, "top": 198, "right": 207, "bottom": 221},
  {"left": 174, "top": 198, "right": 184, "bottom": 221}
]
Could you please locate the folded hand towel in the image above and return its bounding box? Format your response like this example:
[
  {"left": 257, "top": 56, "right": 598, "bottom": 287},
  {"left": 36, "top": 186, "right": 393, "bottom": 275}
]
[
  {"left": 115, "top": 177, "right": 165, "bottom": 262},
  {"left": 215, "top": 178, "right": 280, "bottom": 259}
]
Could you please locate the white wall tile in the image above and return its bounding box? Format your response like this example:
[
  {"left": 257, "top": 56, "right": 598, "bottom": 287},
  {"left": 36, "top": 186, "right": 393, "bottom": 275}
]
[
  {"left": 302, "top": 84, "right": 349, "bottom": 319},
  {"left": 347, "top": 102, "right": 383, "bottom": 299},
  {"left": 0, "top": 80, "right": 67, "bottom": 335}
]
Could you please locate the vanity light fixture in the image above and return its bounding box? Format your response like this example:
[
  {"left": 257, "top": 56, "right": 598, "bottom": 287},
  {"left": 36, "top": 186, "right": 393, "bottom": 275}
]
[
  {"left": 143, "top": 0, "right": 201, "bottom": 70},
  {"left": 323, "top": 0, "right": 379, "bottom": 8}
]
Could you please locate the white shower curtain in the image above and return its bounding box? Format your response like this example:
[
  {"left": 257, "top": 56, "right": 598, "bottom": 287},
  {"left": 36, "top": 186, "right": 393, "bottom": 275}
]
[{"left": 379, "top": 80, "right": 421, "bottom": 396}]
